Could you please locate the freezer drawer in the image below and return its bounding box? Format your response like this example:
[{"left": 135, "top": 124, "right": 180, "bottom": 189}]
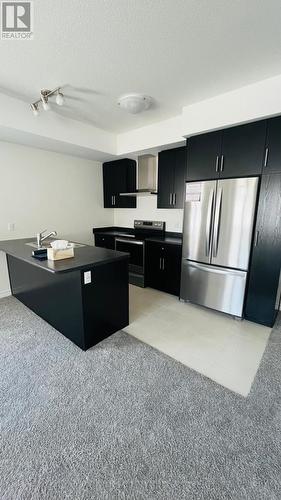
[{"left": 180, "top": 260, "right": 247, "bottom": 317}]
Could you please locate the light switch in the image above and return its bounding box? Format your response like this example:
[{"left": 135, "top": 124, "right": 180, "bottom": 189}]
[{"left": 8, "top": 223, "right": 15, "bottom": 231}]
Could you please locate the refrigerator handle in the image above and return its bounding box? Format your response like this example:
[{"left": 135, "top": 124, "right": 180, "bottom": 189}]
[
  {"left": 205, "top": 189, "right": 215, "bottom": 257},
  {"left": 213, "top": 187, "right": 222, "bottom": 257}
]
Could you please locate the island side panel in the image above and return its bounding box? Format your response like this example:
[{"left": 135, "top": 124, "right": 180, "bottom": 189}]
[
  {"left": 6, "top": 255, "right": 86, "bottom": 349},
  {"left": 81, "top": 258, "right": 129, "bottom": 350}
]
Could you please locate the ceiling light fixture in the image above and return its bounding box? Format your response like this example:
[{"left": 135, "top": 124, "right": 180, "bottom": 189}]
[
  {"left": 30, "top": 87, "right": 65, "bottom": 116},
  {"left": 118, "top": 94, "right": 152, "bottom": 114}
]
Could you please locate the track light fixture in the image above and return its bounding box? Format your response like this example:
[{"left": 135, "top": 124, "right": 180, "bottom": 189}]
[{"left": 30, "top": 87, "right": 65, "bottom": 116}]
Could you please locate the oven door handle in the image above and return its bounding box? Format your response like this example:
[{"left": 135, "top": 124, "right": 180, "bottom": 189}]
[{"left": 115, "top": 238, "right": 144, "bottom": 246}]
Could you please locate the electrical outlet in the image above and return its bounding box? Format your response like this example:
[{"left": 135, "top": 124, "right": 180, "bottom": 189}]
[
  {"left": 8, "top": 223, "right": 15, "bottom": 231},
  {"left": 84, "top": 271, "right": 92, "bottom": 285}
]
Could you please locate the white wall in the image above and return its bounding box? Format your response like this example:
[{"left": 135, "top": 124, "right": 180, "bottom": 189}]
[
  {"left": 117, "top": 116, "right": 184, "bottom": 155},
  {"left": 114, "top": 196, "right": 183, "bottom": 233},
  {"left": 0, "top": 141, "right": 113, "bottom": 297},
  {"left": 182, "top": 74, "right": 281, "bottom": 138}
]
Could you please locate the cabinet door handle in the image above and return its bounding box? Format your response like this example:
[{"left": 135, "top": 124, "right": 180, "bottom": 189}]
[
  {"left": 159, "top": 257, "right": 162, "bottom": 270},
  {"left": 111, "top": 195, "right": 114, "bottom": 205},
  {"left": 173, "top": 193, "right": 176, "bottom": 206},
  {"left": 254, "top": 230, "right": 259, "bottom": 247},
  {"left": 220, "top": 155, "right": 224, "bottom": 172},
  {"left": 162, "top": 257, "right": 165, "bottom": 271},
  {"left": 114, "top": 195, "right": 116, "bottom": 206},
  {"left": 264, "top": 147, "right": 269, "bottom": 168},
  {"left": 169, "top": 193, "right": 172, "bottom": 206},
  {"left": 215, "top": 155, "right": 220, "bottom": 172}
]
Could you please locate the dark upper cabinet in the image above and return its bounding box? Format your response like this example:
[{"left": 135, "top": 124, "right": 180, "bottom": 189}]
[
  {"left": 157, "top": 150, "right": 175, "bottom": 209},
  {"left": 262, "top": 116, "right": 281, "bottom": 173},
  {"left": 145, "top": 241, "right": 182, "bottom": 296},
  {"left": 173, "top": 146, "right": 188, "bottom": 208},
  {"left": 220, "top": 121, "right": 266, "bottom": 178},
  {"left": 157, "top": 146, "right": 187, "bottom": 209},
  {"left": 103, "top": 159, "right": 136, "bottom": 208},
  {"left": 245, "top": 173, "right": 281, "bottom": 327},
  {"left": 186, "top": 121, "right": 266, "bottom": 181},
  {"left": 186, "top": 131, "right": 222, "bottom": 181}
]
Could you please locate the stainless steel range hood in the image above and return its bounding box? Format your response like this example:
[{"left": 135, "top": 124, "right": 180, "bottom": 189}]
[{"left": 120, "top": 154, "right": 157, "bottom": 196}]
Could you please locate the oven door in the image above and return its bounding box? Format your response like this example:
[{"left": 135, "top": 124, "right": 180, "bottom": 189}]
[{"left": 115, "top": 238, "right": 144, "bottom": 275}]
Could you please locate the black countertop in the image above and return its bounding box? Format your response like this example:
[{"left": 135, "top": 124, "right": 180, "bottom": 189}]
[
  {"left": 93, "top": 227, "right": 182, "bottom": 245},
  {"left": 0, "top": 238, "right": 129, "bottom": 274}
]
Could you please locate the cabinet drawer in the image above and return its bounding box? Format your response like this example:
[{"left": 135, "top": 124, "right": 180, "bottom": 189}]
[{"left": 94, "top": 234, "right": 115, "bottom": 250}]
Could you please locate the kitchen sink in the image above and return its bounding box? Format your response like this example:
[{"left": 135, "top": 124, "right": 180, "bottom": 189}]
[{"left": 25, "top": 241, "right": 86, "bottom": 249}]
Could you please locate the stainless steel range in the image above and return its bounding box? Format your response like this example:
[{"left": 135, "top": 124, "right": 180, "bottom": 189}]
[{"left": 115, "top": 220, "right": 165, "bottom": 287}]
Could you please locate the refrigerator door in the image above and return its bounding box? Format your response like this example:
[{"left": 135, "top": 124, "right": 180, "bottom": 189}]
[
  {"left": 182, "top": 180, "right": 217, "bottom": 264},
  {"left": 211, "top": 177, "right": 259, "bottom": 270},
  {"left": 180, "top": 260, "right": 247, "bottom": 317}
]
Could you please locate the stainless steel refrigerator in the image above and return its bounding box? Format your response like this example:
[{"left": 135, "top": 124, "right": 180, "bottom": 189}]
[{"left": 180, "top": 177, "right": 259, "bottom": 317}]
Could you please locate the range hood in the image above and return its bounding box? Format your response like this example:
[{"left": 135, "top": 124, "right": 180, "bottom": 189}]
[{"left": 120, "top": 154, "right": 157, "bottom": 196}]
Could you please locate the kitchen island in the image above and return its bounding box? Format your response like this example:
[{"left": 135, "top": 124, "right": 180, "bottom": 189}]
[{"left": 0, "top": 238, "right": 129, "bottom": 350}]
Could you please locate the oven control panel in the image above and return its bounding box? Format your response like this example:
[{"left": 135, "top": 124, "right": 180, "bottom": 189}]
[{"left": 134, "top": 220, "right": 165, "bottom": 231}]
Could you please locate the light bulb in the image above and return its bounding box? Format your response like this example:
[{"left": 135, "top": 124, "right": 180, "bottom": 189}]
[
  {"left": 41, "top": 93, "right": 50, "bottom": 111},
  {"left": 56, "top": 92, "right": 65, "bottom": 106},
  {"left": 42, "top": 100, "right": 50, "bottom": 111},
  {"left": 30, "top": 103, "right": 39, "bottom": 117}
]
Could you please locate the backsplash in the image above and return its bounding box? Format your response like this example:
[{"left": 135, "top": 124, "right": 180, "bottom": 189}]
[{"left": 113, "top": 195, "right": 184, "bottom": 233}]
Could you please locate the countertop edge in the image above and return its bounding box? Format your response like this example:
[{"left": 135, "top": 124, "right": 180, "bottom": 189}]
[
  {"left": 4, "top": 251, "right": 130, "bottom": 274},
  {"left": 93, "top": 227, "right": 183, "bottom": 245},
  {"left": 0, "top": 240, "right": 130, "bottom": 274}
]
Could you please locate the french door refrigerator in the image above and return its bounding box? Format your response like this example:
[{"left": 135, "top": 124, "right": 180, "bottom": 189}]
[{"left": 180, "top": 177, "right": 259, "bottom": 317}]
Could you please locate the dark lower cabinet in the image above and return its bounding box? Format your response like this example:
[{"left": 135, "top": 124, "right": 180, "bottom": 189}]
[
  {"left": 7, "top": 254, "right": 129, "bottom": 351},
  {"left": 94, "top": 233, "right": 115, "bottom": 250},
  {"left": 145, "top": 241, "right": 182, "bottom": 296},
  {"left": 245, "top": 173, "right": 281, "bottom": 327}
]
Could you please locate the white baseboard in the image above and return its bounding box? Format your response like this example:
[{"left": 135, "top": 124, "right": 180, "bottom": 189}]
[{"left": 0, "top": 289, "right": 11, "bottom": 299}]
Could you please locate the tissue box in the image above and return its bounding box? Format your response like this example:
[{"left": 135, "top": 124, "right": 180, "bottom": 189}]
[{"left": 47, "top": 247, "right": 74, "bottom": 261}]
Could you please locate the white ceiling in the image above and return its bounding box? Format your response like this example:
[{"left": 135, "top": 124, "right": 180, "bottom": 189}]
[{"left": 1, "top": 0, "right": 281, "bottom": 134}]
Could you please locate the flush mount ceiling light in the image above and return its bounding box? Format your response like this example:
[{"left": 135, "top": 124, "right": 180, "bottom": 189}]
[
  {"left": 117, "top": 94, "right": 152, "bottom": 114},
  {"left": 30, "top": 87, "right": 65, "bottom": 116}
]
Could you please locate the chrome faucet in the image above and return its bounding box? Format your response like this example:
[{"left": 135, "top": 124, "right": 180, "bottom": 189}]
[{"left": 36, "top": 230, "right": 57, "bottom": 248}]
